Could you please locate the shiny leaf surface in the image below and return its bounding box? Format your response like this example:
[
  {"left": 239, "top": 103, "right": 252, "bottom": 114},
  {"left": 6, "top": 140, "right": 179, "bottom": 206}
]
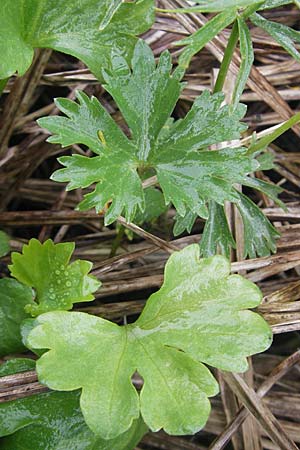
[
  {"left": 0, "top": 0, "right": 154, "bottom": 79},
  {"left": 9, "top": 239, "right": 100, "bottom": 316},
  {"left": 0, "top": 280, "right": 33, "bottom": 357},
  {"left": 27, "top": 244, "right": 272, "bottom": 439},
  {"left": 0, "top": 360, "right": 147, "bottom": 450},
  {"left": 40, "top": 41, "right": 261, "bottom": 224}
]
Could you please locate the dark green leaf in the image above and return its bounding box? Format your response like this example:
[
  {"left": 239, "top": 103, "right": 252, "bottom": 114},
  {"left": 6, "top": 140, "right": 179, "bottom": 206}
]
[
  {"left": 173, "top": 211, "right": 197, "bottom": 236},
  {"left": 9, "top": 239, "right": 100, "bottom": 316},
  {"left": 27, "top": 245, "right": 272, "bottom": 439},
  {"left": 0, "top": 358, "right": 36, "bottom": 376},
  {"left": 250, "top": 12, "right": 300, "bottom": 61},
  {"left": 200, "top": 202, "right": 236, "bottom": 258},
  {"left": 0, "top": 279, "right": 33, "bottom": 357},
  {"left": 0, "top": 362, "right": 147, "bottom": 450},
  {"left": 235, "top": 192, "right": 280, "bottom": 258},
  {"left": 0, "top": 231, "right": 10, "bottom": 257},
  {"left": 0, "top": 0, "right": 154, "bottom": 79},
  {"left": 134, "top": 188, "right": 167, "bottom": 224}
]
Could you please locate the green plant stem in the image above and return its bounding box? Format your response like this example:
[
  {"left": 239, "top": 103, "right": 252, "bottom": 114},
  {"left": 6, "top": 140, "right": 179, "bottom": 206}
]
[
  {"left": 213, "top": 21, "right": 239, "bottom": 94},
  {"left": 110, "top": 225, "right": 125, "bottom": 257}
]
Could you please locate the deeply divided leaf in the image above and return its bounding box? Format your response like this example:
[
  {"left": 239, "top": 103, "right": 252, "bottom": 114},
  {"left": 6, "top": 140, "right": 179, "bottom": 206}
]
[
  {"left": 27, "top": 245, "right": 272, "bottom": 439},
  {"left": 9, "top": 239, "right": 100, "bottom": 316},
  {"left": 39, "top": 40, "right": 281, "bottom": 255}
]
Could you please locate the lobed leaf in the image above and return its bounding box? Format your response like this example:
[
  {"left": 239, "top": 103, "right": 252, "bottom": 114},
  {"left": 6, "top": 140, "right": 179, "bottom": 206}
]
[
  {"left": 0, "top": 0, "right": 154, "bottom": 79},
  {"left": 40, "top": 40, "right": 282, "bottom": 257},
  {"left": 9, "top": 239, "right": 100, "bottom": 316},
  {"left": 27, "top": 245, "right": 272, "bottom": 439}
]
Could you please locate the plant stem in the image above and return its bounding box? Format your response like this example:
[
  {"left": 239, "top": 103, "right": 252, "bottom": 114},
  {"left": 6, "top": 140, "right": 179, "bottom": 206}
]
[
  {"left": 213, "top": 21, "right": 239, "bottom": 94},
  {"left": 110, "top": 225, "right": 125, "bottom": 257}
]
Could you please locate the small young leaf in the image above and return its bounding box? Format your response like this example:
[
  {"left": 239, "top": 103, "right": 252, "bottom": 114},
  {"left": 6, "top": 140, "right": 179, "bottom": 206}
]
[
  {"left": 0, "top": 279, "right": 33, "bottom": 357},
  {"left": 0, "top": 359, "right": 147, "bottom": 450},
  {"left": 27, "top": 244, "right": 272, "bottom": 439},
  {"left": 200, "top": 201, "right": 236, "bottom": 258},
  {"left": 250, "top": 12, "right": 300, "bottom": 61},
  {"left": 0, "top": 230, "right": 10, "bottom": 257},
  {"left": 9, "top": 239, "right": 100, "bottom": 316},
  {"left": 235, "top": 192, "right": 280, "bottom": 258},
  {"left": 0, "top": 0, "right": 154, "bottom": 80}
]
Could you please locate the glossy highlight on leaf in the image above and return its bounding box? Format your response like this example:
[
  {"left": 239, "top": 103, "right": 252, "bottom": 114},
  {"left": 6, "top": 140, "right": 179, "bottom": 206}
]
[
  {"left": 39, "top": 41, "right": 262, "bottom": 223},
  {"left": 9, "top": 239, "right": 100, "bottom": 316},
  {"left": 27, "top": 244, "right": 272, "bottom": 439},
  {"left": 0, "top": 0, "right": 155, "bottom": 79}
]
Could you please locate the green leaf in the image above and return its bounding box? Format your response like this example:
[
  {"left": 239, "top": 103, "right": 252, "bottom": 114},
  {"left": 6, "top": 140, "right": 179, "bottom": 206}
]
[
  {"left": 232, "top": 18, "right": 254, "bottom": 109},
  {"left": 9, "top": 239, "right": 100, "bottom": 317},
  {"left": 27, "top": 244, "right": 272, "bottom": 439},
  {"left": 200, "top": 202, "right": 236, "bottom": 258},
  {"left": 259, "top": 0, "right": 293, "bottom": 9},
  {"left": 0, "top": 230, "right": 10, "bottom": 257},
  {"left": 173, "top": 211, "right": 197, "bottom": 236},
  {"left": 250, "top": 12, "right": 300, "bottom": 61},
  {"left": 0, "top": 0, "right": 154, "bottom": 80},
  {"left": 185, "top": 0, "right": 262, "bottom": 11},
  {"left": 0, "top": 359, "right": 147, "bottom": 450},
  {"left": 0, "top": 279, "right": 33, "bottom": 357},
  {"left": 41, "top": 42, "right": 256, "bottom": 224},
  {"left": 134, "top": 188, "right": 168, "bottom": 224},
  {"left": 0, "top": 358, "right": 36, "bottom": 376},
  {"left": 175, "top": 9, "right": 237, "bottom": 72},
  {"left": 235, "top": 192, "right": 280, "bottom": 258}
]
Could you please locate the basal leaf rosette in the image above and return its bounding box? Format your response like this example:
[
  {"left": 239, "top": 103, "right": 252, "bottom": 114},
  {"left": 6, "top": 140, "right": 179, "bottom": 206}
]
[{"left": 27, "top": 244, "right": 272, "bottom": 439}]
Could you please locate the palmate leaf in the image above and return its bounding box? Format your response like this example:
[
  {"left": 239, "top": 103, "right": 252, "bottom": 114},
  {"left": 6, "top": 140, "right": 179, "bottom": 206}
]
[
  {"left": 0, "top": 0, "right": 154, "bottom": 80},
  {"left": 0, "top": 359, "right": 147, "bottom": 450},
  {"left": 26, "top": 244, "right": 272, "bottom": 439},
  {"left": 9, "top": 239, "right": 100, "bottom": 317},
  {"left": 39, "top": 40, "right": 281, "bottom": 256}
]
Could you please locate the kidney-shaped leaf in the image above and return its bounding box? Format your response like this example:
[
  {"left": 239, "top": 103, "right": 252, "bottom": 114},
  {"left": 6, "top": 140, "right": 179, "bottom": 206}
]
[
  {"left": 0, "top": 360, "right": 147, "bottom": 450},
  {"left": 9, "top": 239, "right": 100, "bottom": 316},
  {"left": 27, "top": 244, "right": 272, "bottom": 439},
  {"left": 0, "top": 0, "right": 154, "bottom": 79}
]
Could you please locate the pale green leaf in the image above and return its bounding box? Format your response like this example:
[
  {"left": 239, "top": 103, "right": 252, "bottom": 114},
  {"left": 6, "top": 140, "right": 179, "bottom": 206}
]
[
  {"left": 27, "top": 244, "right": 272, "bottom": 439},
  {"left": 0, "top": 0, "right": 154, "bottom": 80},
  {"left": 9, "top": 239, "right": 100, "bottom": 316},
  {"left": 188, "top": 0, "right": 262, "bottom": 11},
  {"left": 173, "top": 211, "right": 197, "bottom": 236},
  {"left": 0, "top": 360, "right": 147, "bottom": 450},
  {"left": 0, "top": 279, "right": 33, "bottom": 357}
]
